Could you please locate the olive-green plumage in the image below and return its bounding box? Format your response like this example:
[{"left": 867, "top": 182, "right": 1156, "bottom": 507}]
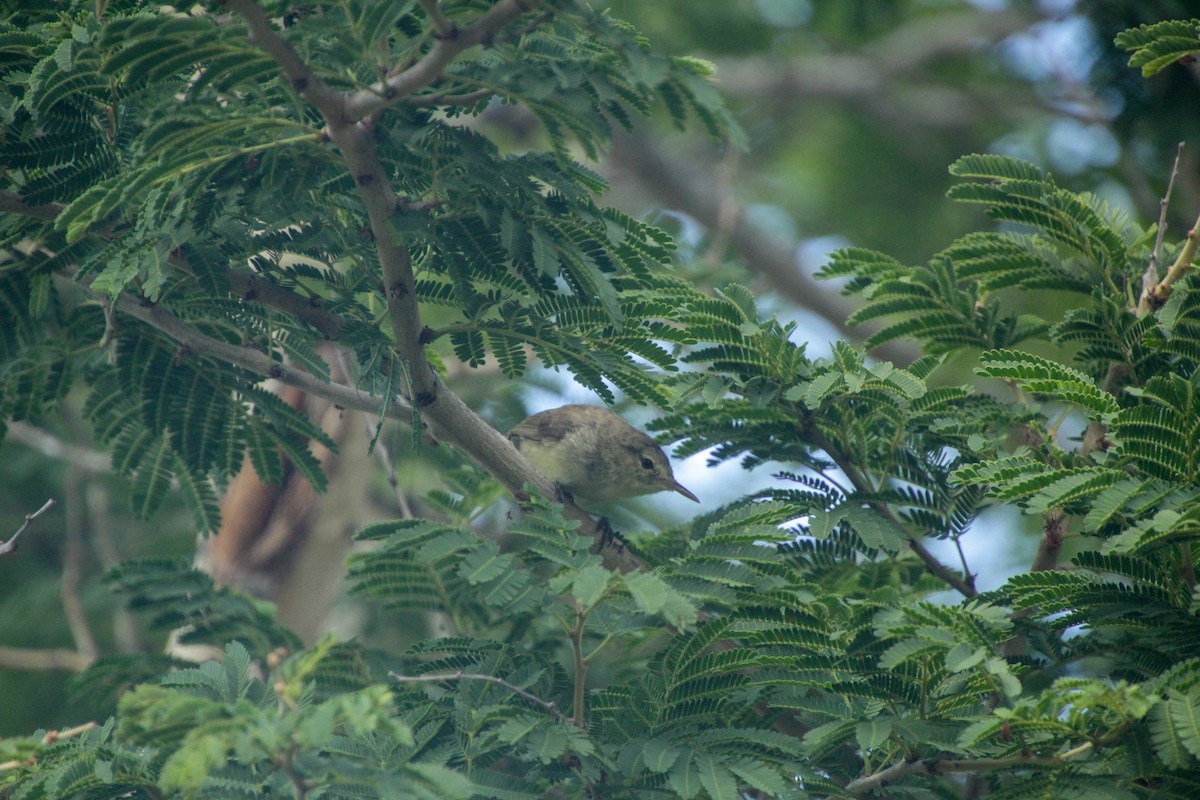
[{"left": 508, "top": 404, "right": 699, "bottom": 506}]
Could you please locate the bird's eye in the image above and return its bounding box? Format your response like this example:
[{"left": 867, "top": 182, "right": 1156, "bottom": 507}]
[{"left": 640, "top": 457, "right": 655, "bottom": 470}]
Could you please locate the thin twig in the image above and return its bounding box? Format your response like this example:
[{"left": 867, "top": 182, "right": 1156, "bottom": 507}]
[
  {"left": 952, "top": 535, "right": 972, "bottom": 580},
  {"left": 0, "top": 720, "right": 99, "bottom": 769},
  {"left": 1138, "top": 142, "right": 1184, "bottom": 314},
  {"left": 405, "top": 87, "right": 497, "bottom": 107},
  {"left": 0, "top": 498, "right": 57, "bottom": 557},
  {"left": 1147, "top": 206, "right": 1200, "bottom": 308},
  {"left": 1139, "top": 145, "right": 1198, "bottom": 315},
  {"left": 343, "top": 0, "right": 543, "bottom": 120},
  {"left": 807, "top": 430, "right": 976, "bottom": 597},
  {"left": 390, "top": 669, "right": 566, "bottom": 721}
]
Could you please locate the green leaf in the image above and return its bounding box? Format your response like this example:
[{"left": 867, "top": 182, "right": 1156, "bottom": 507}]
[
  {"left": 856, "top": 718, "right": 893, "bottom": 751},
  {"left": 695, "top": 751, "right": 739, "bottom": 800},
  {"left": 571, "top": 564, "right": 612, "bottom": 608},
  {"left": 1168, "top": 688, "right": 1200, "bottom": 760},
  {"left": 643, "top": 737, "right": 682, "bottom": 773},
  {"left": 623, "top": 571, "right": 698, "bottom": 627},
  {"left": 945, "top": 642, "right": 986, "bottom": 672},
  {"left": 668, "top": 748, "right": 702, "bottom": 800}
]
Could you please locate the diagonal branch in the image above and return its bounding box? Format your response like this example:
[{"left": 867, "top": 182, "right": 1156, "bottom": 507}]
[
  {"left": 225, "top": 0, "right": 344, "bottom": 118},
  {"left": 113, "top": 291, "right": 406, "bottom": 419},
  {"left": 227, "top": 0, "right": 644, "bottom": 572},
  {"left": 418, "top": 0, "right": 455, "bottom": 40},
  {"left": 226, "top": 0, "right": 542, "bottom": 124},
  {"left": 344, "top": 0, "right": 540, "bottom": 120},
  {"left": 807, "top": 428, "right": 976, "bottom": 597},
  {"left": 609, "top": 133, "right": 919, "bottom": 365}
]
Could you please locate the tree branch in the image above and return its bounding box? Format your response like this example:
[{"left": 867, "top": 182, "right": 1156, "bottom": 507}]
[
  {"left": 226, "top": 270, "right": 346, "bottom": 340},
  {"left": 0, "top": 645, "right": 90, "bottom": 672},
  {"left": 608, "top": 133, "right": 919, "bottom": 365},
  {"left": 390, "top": 669, "right": 566, "bottom": 722},
  {"left": 229, "top": 0, "right": 644, "bottom": 572},
  {"left": 418, "top": 0, "right": 455, "bottom": 40},
  {"left": 807, "top": 429, "right": 977, "bottom": 596},
  {"left": 224, "top": 0, "right": 344, "bottom": 117},
  {"left": 344, "top": 0, "right": 540, "bottom": 120},
  {"left": 1138, "top": 143, "right": 1186, "bottom": 315},
  {"left": 0, "top": 499, "right": 57, "bottom": 557},
  {"left": 2, "top": 189, "right": 349, "bottom": 341},
  {"left": 1143, "top": 206, "right": 1200, "bottom": 311},
  {"left": 5, "top": 422, "right": 110, "bottom": 473},
  {"left": 0, "top": 191, "right": 63, "bottom": 222},
  {"left": 570, "top": 604, "right": 588, "bottom": 728},
  {"left": 845, "top": 753, "right": 1067, "bottom": 796},
  {"left": 113, "top": 291, "right": 406, "bottom": 420}
]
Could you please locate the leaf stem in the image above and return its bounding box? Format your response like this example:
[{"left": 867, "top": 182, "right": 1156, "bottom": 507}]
[
  {"left": 808, "top": 429, "right": 976, "bottom": 596},
  {"left": 571, "top": 602, "right": 588, "bottom": 729}
]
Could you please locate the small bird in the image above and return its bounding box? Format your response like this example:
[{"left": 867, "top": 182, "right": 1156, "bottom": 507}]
[{"left": 507, "top": 404, "right": 699, "bottom": 507}]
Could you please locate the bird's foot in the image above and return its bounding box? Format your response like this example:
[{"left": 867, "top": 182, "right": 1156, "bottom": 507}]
[{"left": 595, "top": 517, "right": 627, "bottom": 553}]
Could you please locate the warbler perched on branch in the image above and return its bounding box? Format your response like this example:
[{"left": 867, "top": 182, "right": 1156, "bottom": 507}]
[{"left": 508, "top": 404, "right": 699, "bottom": 507}]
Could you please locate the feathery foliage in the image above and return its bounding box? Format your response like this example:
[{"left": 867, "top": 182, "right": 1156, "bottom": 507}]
[{"left": 4, "top": 4, "right": 1200, "bottom": 799}]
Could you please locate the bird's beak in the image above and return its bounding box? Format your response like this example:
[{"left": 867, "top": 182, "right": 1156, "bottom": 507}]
[{"left": 665, "top": 478, "right": 700, "bottom": 503}]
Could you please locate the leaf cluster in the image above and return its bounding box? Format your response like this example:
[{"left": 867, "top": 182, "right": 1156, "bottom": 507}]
[
  {"left": 6, "top": 6, "right": 1200, "bottom": 800},
  {"left": 0, "top": 0, "right": 735, "bottom": 528}
]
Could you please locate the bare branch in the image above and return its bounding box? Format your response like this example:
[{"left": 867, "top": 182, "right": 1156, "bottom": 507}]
[
  {"left": 0, "top": 645, "right": 90, "bottom": 672},
  {"left": 405, "top": 87, "right": 497, "bottom": 107},
  {"left": 1144, "top": 204, "right": 1200, "bottom": 311},
  {"left": 5, "top": 422, "right": 110, "bottom": 473},
  {"left": 570, "top": 605, "right": 587, "bottom": 728},
  {"left": 390, "top": 669, "right": 567, "bottom": 721},
  {"left": 113, "top": 291, "right": 407, "bottom": 419},
  {"left": 1138, "top": 142, "right": 1185, "bottom": 316},
  {"left": 226, "top": 270, "right": 346, "bottom": 340},
  {"left": 608, "top": 133, "right": 918, "bottom": 365},
  {"left": 0, "top": 498, "right": 57, "bottom": 557}
]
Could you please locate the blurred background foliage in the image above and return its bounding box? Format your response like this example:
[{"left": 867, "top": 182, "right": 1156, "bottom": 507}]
[{"left": 2, "top": 0, "right": 1197, "bottom": 736}]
